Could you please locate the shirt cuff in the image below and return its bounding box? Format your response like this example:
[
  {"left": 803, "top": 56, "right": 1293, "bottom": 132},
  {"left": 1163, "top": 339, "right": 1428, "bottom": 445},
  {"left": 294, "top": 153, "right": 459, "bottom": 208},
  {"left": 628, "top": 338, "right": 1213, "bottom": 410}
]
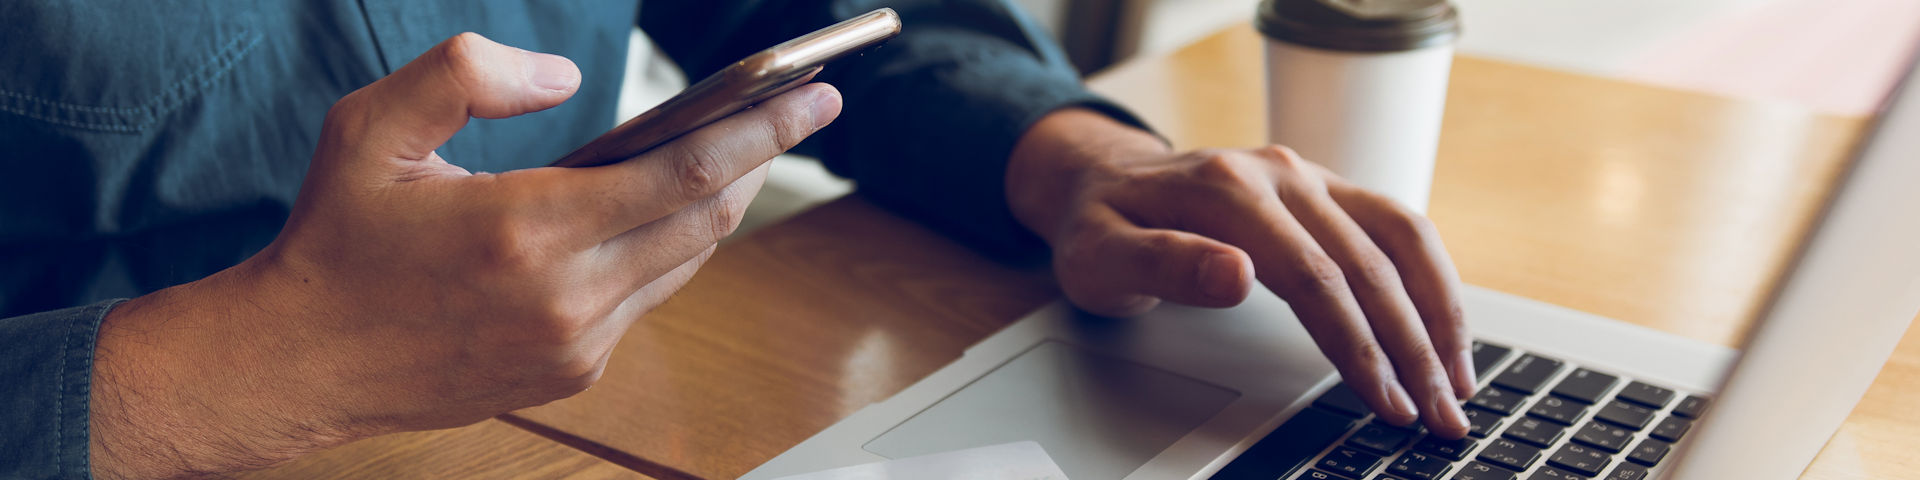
[{"left": 0, "top": 299, "right": 122, "bottom": 479}]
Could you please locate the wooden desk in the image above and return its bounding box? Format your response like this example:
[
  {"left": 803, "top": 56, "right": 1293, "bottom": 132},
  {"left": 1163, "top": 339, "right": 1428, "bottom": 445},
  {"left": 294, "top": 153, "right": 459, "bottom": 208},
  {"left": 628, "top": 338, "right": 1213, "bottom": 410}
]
[
  {"left": 393, "top": 24, "right": 1912, "bottom": 479},
  {"left": 240, "top": 419, "right": 650, "bottom": 479}
]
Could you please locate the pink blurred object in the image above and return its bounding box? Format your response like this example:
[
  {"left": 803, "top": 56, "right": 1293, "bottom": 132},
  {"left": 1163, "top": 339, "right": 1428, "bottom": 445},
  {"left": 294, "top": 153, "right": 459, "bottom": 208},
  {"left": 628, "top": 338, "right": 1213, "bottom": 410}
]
[{"left": 1621, "top": 0, "right": 1920, "bottom": 115}]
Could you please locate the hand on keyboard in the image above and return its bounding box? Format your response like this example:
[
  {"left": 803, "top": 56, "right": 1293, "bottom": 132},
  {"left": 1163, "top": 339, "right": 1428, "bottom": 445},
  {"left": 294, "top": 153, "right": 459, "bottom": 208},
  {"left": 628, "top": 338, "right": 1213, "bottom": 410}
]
[{"left": 1005, "top": 112, "right": 1478, "bottom": 437}]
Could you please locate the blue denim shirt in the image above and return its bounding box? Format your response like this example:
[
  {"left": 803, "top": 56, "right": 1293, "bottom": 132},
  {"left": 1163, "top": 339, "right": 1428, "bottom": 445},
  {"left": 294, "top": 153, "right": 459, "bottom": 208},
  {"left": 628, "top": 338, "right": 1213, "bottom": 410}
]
[{"left": 1, "top": 0, "right": 1140, "bottom": 477}]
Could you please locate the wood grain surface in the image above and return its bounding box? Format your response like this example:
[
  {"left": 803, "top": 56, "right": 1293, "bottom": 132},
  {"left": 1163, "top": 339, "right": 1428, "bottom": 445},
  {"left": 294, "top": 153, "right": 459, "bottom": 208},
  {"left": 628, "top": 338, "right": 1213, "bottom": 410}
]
[
  {"left": 510, "top": 199, "right": 1059, "bottom": 478},
  {"left": 237, "top": 419, "right": 649, "bottom": 479},
  {"left": 1084, "top": 25, "right": 1868, "bottom": 347},
  {"left": 502, "top": 23, "right": 1913, "bottom": 480},
  {"left": 1802, "top": 314, "right": 1920, "bottom": 480}
]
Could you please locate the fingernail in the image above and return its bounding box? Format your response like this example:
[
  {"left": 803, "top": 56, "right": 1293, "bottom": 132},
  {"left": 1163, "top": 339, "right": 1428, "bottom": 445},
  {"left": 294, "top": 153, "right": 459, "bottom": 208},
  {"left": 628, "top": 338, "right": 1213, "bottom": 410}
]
[
  {"left": 1454, "top": 349, "right": 1479, "bottom": 399},
  {"left": 1198, "top": 252, "right": 1243, "bottom": 301},
  {"left": 525, "top": 52, "right": 579, "bottom": 92},
  {"left": 808, "top": 86, "right": 842, "bottom": 130},
  {"left": 1432, "top": 388, "right": 1470, "bottom": 436},
  {"left": 1386, "top": 382, "right": 1419, "bottom": 422}
]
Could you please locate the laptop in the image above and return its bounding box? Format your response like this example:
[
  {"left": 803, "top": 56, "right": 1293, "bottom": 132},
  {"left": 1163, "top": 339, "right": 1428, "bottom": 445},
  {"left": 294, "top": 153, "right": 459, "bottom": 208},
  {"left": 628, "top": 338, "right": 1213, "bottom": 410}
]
[{"left": 741, "top": 47, "right": 1920, "bottom": 480}]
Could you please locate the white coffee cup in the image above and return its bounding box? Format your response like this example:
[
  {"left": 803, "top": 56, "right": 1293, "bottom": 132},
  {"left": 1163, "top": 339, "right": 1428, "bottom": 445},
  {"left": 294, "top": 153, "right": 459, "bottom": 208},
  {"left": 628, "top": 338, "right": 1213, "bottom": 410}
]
[{"left": 1258, "top": 0, "right": 1461, "bottom": 213}]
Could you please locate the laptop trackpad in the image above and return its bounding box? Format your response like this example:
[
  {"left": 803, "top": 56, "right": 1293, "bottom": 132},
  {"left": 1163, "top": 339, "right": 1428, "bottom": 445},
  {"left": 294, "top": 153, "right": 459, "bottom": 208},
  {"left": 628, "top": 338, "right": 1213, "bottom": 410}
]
[{"left": 863, "top": 341, "right": 1240, "bottom": 479}]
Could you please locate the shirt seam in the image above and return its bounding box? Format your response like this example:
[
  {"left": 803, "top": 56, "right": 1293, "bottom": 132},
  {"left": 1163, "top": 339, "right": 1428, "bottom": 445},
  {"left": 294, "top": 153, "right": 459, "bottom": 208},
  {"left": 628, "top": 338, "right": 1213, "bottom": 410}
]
[
  {"left": 58, "top": 299, "right": 122, "bottom": 478},
  {"left": 0, "top": 28, "right": 262, "bottom": 133}
]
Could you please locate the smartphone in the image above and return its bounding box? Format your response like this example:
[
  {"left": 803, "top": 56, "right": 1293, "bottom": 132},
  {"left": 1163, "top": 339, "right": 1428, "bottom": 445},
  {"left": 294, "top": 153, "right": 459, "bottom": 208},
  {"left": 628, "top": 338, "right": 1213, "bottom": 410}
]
[{"left": 549, "top": 8, "right": 902, "bottom": 168}]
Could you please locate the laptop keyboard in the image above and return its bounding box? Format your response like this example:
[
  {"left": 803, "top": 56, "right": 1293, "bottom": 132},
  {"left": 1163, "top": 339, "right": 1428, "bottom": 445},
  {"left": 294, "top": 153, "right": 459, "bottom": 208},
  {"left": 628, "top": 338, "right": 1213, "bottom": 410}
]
[{"left": 1212, "top": 341, "right": 1712, "bottom": 480}]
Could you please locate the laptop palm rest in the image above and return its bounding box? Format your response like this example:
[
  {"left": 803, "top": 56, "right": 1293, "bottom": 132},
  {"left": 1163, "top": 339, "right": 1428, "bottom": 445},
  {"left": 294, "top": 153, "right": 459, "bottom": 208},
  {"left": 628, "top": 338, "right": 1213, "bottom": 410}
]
[{"left": 863, "top": 340, "right": 1240, "bottom": 480}]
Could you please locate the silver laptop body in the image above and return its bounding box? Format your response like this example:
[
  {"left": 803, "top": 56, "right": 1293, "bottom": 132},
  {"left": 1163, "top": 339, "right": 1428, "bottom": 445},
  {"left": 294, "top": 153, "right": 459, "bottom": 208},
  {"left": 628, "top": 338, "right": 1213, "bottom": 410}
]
[{"left": 745, "top": 47, "right": 1920, "bottom": 480}]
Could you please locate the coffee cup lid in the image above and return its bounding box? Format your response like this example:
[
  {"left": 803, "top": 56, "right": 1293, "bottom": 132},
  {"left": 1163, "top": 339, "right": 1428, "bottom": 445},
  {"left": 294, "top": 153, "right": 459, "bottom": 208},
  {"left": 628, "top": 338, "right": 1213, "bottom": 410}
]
[{"left": 1257, "top": 0, "right": 1460, "bottom": 52}]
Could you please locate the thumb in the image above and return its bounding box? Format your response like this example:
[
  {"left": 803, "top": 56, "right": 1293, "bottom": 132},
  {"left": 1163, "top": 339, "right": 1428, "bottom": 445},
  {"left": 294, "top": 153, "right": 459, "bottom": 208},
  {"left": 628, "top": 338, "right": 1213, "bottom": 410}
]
[
  {"left": 1054, "top": 209, "right": 1256, "bottom": 317},
  {"left": 325, "top": 32, "right": 580, "bottom": 162}
]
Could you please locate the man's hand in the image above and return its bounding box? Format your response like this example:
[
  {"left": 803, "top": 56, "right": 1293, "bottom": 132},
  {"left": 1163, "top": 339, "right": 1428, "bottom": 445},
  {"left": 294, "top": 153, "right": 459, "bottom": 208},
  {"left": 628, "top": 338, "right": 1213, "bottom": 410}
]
[
  {"left": 87, "top": 33, "right": 842, "bottom": 478},
  {"left": 1006, "top": 109, "right": 1475, "bottom": 438}
]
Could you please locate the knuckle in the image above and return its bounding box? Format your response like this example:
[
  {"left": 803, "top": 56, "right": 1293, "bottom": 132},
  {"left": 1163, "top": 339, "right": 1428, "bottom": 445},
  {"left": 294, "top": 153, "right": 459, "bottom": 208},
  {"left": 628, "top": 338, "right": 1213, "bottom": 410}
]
[
  {"left": 767, "top": 102, "right": 816, "bottom": 151},
  {"left": 1337, "top": 339, "right": 1388, "bottom": 375},
  {"left": 1187, "top": 151, "right": 1268, "bottom": 197},
  {"left": 1398, "top": 341, "right": 1449, "bottom": 376},
  {"left": 701, "top": 196, "right": 743, "bottom": 242},
  {"left": 669, "top": 144, "right": 727, "bottom": 200},
  {"left": 1259, "top": 145, "right": 1312, "bottom": 172},
  {"left": 1264, "top": 144, "right": 1303, "bottom": 163},
  {"left": 1392, "top": 207, "right": 1441, "bottom": 239},
  {"left": 1347, "top": 254, "right": 1403, "bottom": 294},
  {"left": 437, "top": 33, "right": 489, "bottom": 79},
  {"left": 1286, "top": 254, "right": 1350, "bottom": 297},
  {"left": 525, "top": 297, "right": 596, "bottom": 343},
  {"left": 1189, "top": 150, "right": 1242, "bottom": 182},
  {"left": 1261, "top": 146, "right": 1322, "bottom": 184},
  {"left": 1135, "top": 231, "right": 1180, "bottom": 256},
  {"left": 477, "top": 217, "right": 542, "bottom": 273},
  {"left": 321, "top": 92, "right": 371, "bottom": 141}
]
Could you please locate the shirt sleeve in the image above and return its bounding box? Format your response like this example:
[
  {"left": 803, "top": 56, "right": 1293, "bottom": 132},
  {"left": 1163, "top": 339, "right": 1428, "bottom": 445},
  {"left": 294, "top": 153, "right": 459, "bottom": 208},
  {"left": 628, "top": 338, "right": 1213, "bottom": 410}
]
[
  {"left": 639, "top": 0, "right": 1153, "bottom": 263},
  {"left": 0, "top": 300, "right": 120, "bottom": 479}
]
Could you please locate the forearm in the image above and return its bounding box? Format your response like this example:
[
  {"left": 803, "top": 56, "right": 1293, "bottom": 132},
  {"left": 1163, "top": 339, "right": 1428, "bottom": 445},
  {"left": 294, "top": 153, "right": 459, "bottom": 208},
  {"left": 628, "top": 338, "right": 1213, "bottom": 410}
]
[{"left": 89, "top": 258, "right": 352, "bottom": 479}]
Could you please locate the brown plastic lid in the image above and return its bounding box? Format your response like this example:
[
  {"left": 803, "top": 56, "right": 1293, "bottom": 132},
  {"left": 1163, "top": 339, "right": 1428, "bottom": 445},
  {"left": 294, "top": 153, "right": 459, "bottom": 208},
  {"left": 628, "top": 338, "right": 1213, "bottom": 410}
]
[{"left": 1257, "top": 0, "right": 1460, "bottom": 52}]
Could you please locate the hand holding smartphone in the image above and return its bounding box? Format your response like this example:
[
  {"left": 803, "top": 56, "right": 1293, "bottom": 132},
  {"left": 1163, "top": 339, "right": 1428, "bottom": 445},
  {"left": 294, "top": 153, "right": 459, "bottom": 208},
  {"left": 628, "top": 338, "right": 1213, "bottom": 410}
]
[{"left": 550, "top": 8, "right": 902, "bottom": 168}]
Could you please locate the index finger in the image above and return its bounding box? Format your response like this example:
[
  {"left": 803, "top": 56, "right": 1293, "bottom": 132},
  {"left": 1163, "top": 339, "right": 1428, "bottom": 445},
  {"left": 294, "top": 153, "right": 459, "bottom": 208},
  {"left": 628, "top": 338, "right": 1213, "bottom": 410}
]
[
  {"left": 1148, "top": 178, "right": 1424, "bottom": 427},
  {"left": 515, "top": 83, "right": 841, "bottom": 245},
  {"left": 1322, "top": 175, "right": 1477, "bottom": 398}
]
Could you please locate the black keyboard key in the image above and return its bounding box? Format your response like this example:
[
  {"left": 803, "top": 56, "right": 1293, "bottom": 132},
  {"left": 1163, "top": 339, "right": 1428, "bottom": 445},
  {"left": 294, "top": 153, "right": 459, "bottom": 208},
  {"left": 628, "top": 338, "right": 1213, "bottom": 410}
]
[
  {"left": 1415, "top": 436, "right": 1479, "bottom": 461},
  {"left": 1300, "top": 469, "right": 1341, "bottom": 480},
  {"left": 1547, "top": 443, "right": 1612, "bottom": 477},
  {"left": 1526, "top": 396, "right": 1588, "bottom": 426},
  {"left": 1472, "top": 342, "right": 1515, "bottom": 379},
  {"left": 1626, "top": 438, "right": 1671, "bottom": 466},
  {"left": 1595, "top": 401, "right": 1655, "bottom": 430},
  {"left": 1503, "top": 417, "right": 1566, "bottom": 448},
  {"left": 1549, "top": 369, "right": 1619, "bottom": 404},
  {"left": 1672, "top": 395, "right": 1711, "bottom": 419},
  {"left": 1348, "top": 422, "right": 1417, "bottom": 455},
  {"left": 1476, "top": 438, "right": 1542, "bottom": 472},
  {"left": 1570, "top": 421, "right": 1634, "bottom": 453},
  {"left": 1492, "top": 354, "right": 1564, "bottom": 393},
  {"left": 1528, "top": 467, "right": 1583, "bottom": 480},
  {"left": 1388, "top": 450, "right": 1454, "bottom": 480},
  {"left": 1613, "top": 382, "right": 1675, "bottom": 409},
  {"left": 1452, "top": 461, "right": 1518, "bottom": 480},
  {"left": 1463, "top": 407, "right": 1504, "bottom": 439},
  {"left": 1606, "top": 463, "right": 1650, "bottom": 480},
  {"left": 1468, "top": 387, "right": 1526, "bottom": 415},
  {"left": 1649, "top": 416, "right": 1692, "bottom": 442},
  {"left": 1209, "top": 408, "right": 1354, "bottom": 480},
  {"left": 1318, "top": 446, "right": 1384, "bottom": 478},
  {"left": 1315, "top": 384, "right": 1373, "bottom": 418}
]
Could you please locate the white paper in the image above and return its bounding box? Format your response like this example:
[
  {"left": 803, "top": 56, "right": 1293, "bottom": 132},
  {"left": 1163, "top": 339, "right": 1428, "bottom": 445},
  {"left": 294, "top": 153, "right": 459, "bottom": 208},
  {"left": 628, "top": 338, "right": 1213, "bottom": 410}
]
[{"left": 770, "top": 441, "right": 1068, "bottom": 480}]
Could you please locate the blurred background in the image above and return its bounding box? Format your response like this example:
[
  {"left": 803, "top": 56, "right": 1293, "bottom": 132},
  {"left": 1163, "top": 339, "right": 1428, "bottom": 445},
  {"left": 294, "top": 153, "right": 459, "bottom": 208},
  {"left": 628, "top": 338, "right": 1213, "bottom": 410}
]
[{"left": 613, "top": 0, "right": 1920, "bottom": 237}]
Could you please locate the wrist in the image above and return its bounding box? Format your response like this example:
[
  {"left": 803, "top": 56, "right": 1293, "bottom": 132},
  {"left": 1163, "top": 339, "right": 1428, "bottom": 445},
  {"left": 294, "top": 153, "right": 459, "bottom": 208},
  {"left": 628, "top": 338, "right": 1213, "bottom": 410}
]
[
  {"left": 89, "top": 256, "right": 357, "bottom": 478},
  {"left": 1006, "top": 107, "right": 1169, "bottom": 240}
]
